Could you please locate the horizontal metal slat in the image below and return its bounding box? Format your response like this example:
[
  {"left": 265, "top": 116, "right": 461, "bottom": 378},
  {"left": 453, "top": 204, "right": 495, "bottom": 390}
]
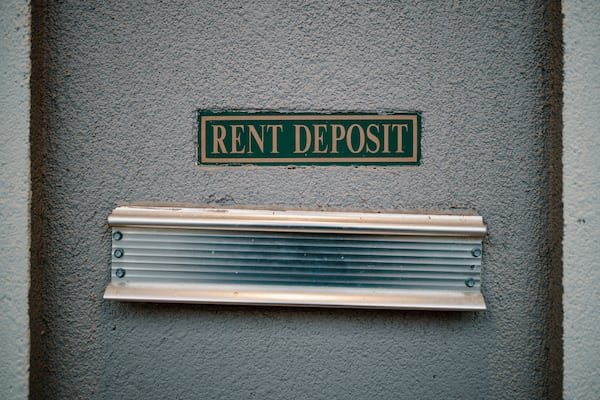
[
  {"left": 119, "top": 240, "right": 477, "bottom": 255},
  {"left": 112, "top": 260, "right": 478, "bottom": 273},
  {"left": 113, "top": 254, "right": 480, "bottom": 268},
  {"left": 112, "top": 263, "right": 478, "bottom": 280},
  {"left": 122, "top": 275, "right": 478, "bottom": 290},
  {"left": 120, "top": 229, "right": 482, "bottom": 246},
  {"left": 116, "top": 249, "right": 477, "bottom": 262}
]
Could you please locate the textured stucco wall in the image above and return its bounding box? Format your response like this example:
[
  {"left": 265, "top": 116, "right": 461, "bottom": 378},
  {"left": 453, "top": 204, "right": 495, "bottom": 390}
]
[
  {"left": 29, "top": 1, "right": 563, "bottom": 399},
  {"left": 563, "top": 1, "right": 600, "bottom": 399},
  {"left": 0, "top": 1, "right": 31, "bottom": 399}
]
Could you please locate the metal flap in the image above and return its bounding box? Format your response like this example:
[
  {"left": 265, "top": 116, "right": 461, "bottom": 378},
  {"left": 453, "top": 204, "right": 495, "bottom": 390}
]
[{"left": 104, "top": 205, "right": 487, "bottom": 310}]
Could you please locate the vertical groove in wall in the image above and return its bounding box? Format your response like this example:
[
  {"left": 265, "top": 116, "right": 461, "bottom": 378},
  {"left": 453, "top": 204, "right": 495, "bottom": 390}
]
[
  {"left": 537, "top": 0, "right": 563, "bottom": 398},
  {"left": 0, "top": 1, "right": 32, "bottom": 398},
  {"left": 563, "top": 1, "right": 600, "bottom": 398},
  {"left": 29, "top": 0, "right": 49, "bottom": 398}
]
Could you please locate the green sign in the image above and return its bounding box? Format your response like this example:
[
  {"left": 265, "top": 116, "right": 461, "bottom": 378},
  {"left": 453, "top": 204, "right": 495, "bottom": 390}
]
[{"left": 197, "top": 111, "right": 421, "bottom": 165}]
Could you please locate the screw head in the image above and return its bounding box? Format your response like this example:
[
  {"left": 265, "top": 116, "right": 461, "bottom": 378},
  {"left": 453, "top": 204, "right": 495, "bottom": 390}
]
[
  {"left": 112, "top": 231, "right": 123, "bottom": 241},
  {"left": 114, "top": 248, "right": 124, "bottom": 258},
  {"left": 471, "top": 248, "right": 482, "bottom": 257},
  {"left": 115, "top": 268, "right": 126, "bottom": 278},
  {"left": 465, "top": 278, "right": 476, "bottom": 288}
]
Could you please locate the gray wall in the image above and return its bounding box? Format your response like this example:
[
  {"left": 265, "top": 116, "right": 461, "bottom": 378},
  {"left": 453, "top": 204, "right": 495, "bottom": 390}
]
[
  {"left": 563, "top": 1, "right": 600, "bottom": 399},
  {"left": 30, "top": 1, "right": 563, "bottom": 399},
  {"left": 0, "top": 1, "right": 31, "bottom": 399}
]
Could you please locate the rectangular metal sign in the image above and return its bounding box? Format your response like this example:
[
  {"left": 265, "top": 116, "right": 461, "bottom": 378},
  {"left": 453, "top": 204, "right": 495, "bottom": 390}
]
[{"left": 197, "top": 111, "right": 421, "bottom": 165}]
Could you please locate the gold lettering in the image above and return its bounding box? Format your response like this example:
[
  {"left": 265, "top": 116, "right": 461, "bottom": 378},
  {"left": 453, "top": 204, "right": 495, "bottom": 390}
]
[
  {"left": 346, "top": 124, "right": 365, "bottom": 154},
  {"left": 269, "top": 124, "right": 283, "bottom": 154},
  {"left": 312, "top": 124, "right": 328, "bottom": 153},
  {"left": 366, "top": 124, "right": 381, "bottom": 154},
  {"left": 382, "top": 124, "right": 390, "bottom": 153},
  {"left": 230, "top": 125, "right": 246, "bottom": 154},
  {"left": 330, "top": 124, "right": 345, "bottom": 154},
  {"left": 211, "top": 125, "right": 227, "bottom": 154},
  {"left": 294, "top": 124, "right": 311, "bottom": 153},
  {"left": 247, "top": 125, "right": 265, "bottom": 154},
  {"left": 392, "top": 123, "right": 407, "bottom": 153}
]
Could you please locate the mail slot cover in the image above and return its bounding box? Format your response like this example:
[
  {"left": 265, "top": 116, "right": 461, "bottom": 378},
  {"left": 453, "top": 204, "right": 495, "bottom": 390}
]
[{"left": 104, "top": 205, "right": 487, "bottom": 310}]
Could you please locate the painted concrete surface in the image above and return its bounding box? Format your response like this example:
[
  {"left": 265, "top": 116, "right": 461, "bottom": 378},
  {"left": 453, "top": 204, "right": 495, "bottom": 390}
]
[
  {"left": 30, "top": 1, "right": 562, "bottom": 399},
  {"left": 563, "top": 1, "right": 600, "bottom": 399},
  {"left": 0, "top": 1, "right": 31, "bottom": 399}
]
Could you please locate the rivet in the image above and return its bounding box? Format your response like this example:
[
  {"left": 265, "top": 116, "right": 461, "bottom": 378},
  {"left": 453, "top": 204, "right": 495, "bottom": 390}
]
[
  {"left": 112, "top": 231, "right": 123, "bottom": 241},
  {"left": 470, "top": 265, "right": 476, "bottom": 270},
  {"left": 115, "top": 268, "right": 126, "bottom": 278},
  {"left": 114, "top": 248, "right": 124, "bottom": 258},
  {"left": 465, "top": 278, "right": 476, "bottom": 288},
  {"left": 471, "top": 248, "right": 482, "bottom": 257}
]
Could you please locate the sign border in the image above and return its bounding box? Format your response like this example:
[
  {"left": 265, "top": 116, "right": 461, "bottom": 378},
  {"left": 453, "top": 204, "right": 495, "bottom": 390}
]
[{"left": 197, "top": 111, "right": 421, "bottom": 165}]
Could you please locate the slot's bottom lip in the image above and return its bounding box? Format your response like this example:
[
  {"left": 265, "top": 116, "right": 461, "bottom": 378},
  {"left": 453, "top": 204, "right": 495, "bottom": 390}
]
[{"left": 104, "top": 282, "right": 486, "bottom": 311}]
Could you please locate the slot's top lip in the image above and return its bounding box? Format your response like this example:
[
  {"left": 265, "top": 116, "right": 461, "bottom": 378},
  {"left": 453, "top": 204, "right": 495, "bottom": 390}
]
[{"left": 108, "top": 204, "right": 486, "bottom": 237}]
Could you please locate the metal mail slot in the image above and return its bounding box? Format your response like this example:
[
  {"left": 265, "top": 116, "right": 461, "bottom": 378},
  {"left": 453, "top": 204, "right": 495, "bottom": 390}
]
[{"left": 103, "top": 205, "right": 487, "bottom": 310}]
